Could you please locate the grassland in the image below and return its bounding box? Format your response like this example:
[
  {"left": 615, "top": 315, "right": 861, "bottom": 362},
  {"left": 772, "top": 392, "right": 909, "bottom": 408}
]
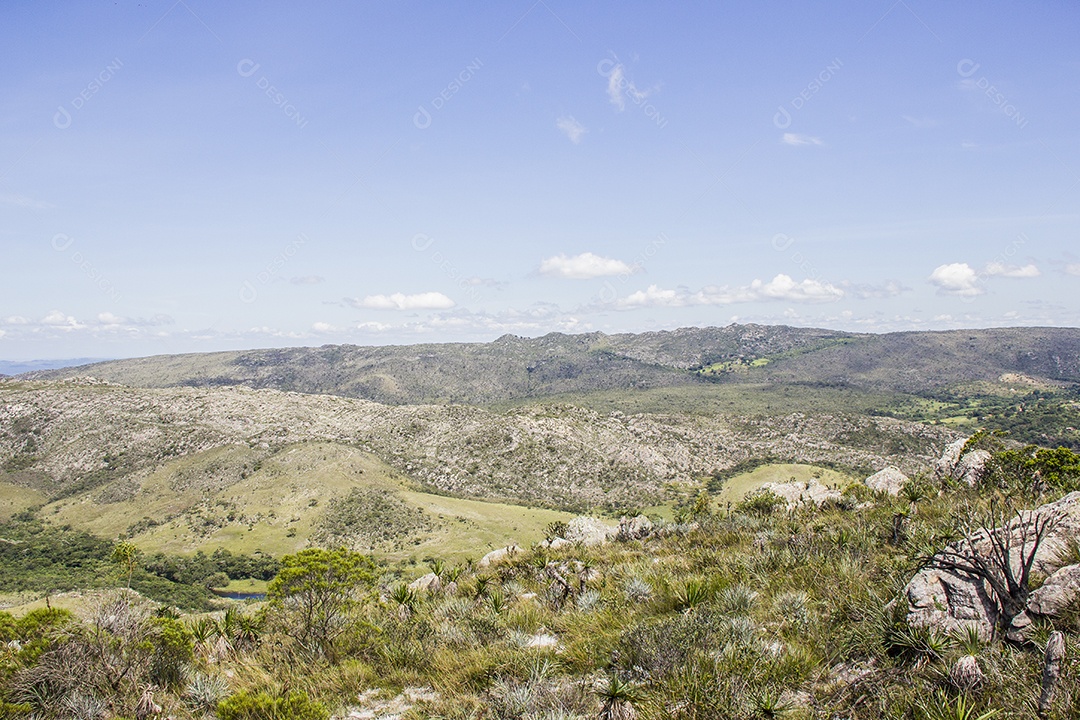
[
  {"left": 42, "top": 441, "right": 573, "bottom": 565},
  {"left": 711, "top": 462, "right": 856, "bottom": 503},
  {"left": 0, "top": 481, "right": 43, "bottom": 520}
]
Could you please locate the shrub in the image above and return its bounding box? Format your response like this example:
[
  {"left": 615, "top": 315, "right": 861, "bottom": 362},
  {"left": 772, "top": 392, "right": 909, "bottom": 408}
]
[{"left": 217, "top": 689, "right": 329, "bottom": 720}]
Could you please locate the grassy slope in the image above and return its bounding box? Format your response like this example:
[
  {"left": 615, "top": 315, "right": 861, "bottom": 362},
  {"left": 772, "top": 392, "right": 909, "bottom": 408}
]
[
  {"left": 713, "top": 463, "right": 856, "bottom": 503},
  {"left": 43, "top": 441, "right": 572, "bottom": 564},
  {"left": 0, "top": 481, "right": 43, "bottom": 520}
]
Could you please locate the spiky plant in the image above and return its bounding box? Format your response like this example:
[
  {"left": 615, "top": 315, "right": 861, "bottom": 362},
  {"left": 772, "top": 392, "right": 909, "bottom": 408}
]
[
  {"left": 184, "top": 671, "right": 230, "bottom": 713},
  {"left": 623, "top": 577, "right": 653, "bottom": 604},
  {"left": 918, "top": 690, "right": 1000, "bottom": 720},
  {"left": 596, "top": 675, "right": 642, "bottom": 720}
]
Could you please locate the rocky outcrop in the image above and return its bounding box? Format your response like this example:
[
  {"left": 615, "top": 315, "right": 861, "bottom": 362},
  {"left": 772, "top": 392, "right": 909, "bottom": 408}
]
[
  {"left": 407, "top": 573, "right": 442, "bottom": 594},
  {"left": 1028, "top": 564, "right": 1080, "bottom": 618},
  {"left": 564, "top": 517, "right": 615, "bottom": 546},
  {"left": 902, "top": 491, "right": 1080, "bottom": 640},
  {"left": 934, "top": 438, "right": 990, "bottom": 487},
  {"left": 760, "top": 479, "right": 841, "bottom": 508},
  {"left": 616, "top": 515, "right": 654, "bottom": 542},
  {"left": 478, "top": 544, "right": 520, "bottom": 568},
  {"left": 864, "top": 466, "right": 909, "bottom": 496}
]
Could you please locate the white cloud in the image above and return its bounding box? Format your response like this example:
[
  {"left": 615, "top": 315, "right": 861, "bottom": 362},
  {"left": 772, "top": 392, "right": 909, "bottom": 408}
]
[
  {"left": 539, "top": 252, "right": 636, "bottom": 280},
  {"left": 556, "top": 116, "right": 587, "bottom": 144},
  {"left": 3, "top": 316, "right": 30, "bottom": 325},
  {"left": 782, "top": 133, "right": 823, "bottom": 146},
  {"left": 605, "top": 63, "right": 653, "bottom": 111},
  {"left": 620, "top": 285, "right": 684, "bottom": 308},
  {"left": 616, "top": 274, "right": 844, "bottom": 309},
  {"left": 0, "top": 330, "right": 6, "bottom": 339},
  {"left": 983, "top": 262, "right": 1040, "bottom": 278},
  {"left": 902, "top": 115, "right": 938, "bottom": 128},
  {"left": 1067, "top": 263, "right": 1080, "bottom": 277},
  {"left": 97, "top": 312, "right": 124, "bottom": 326},
  {"left": 356, "top": 321, "right": 391, "bottom": 332},
  {"left": 351, "top": 292, "right": 455, "bottom": 310},
  {"left": 41, "top": 310, "right": 83, "bottom": 328},
  {"left": 929, "top": 263, "right": 983, "bottom": 296},
  {"left": 311, "top": 321, "right": 336, "bottom": 333},
  {"left": 607, "top": 65, "right": 627, "bottom": 110}
]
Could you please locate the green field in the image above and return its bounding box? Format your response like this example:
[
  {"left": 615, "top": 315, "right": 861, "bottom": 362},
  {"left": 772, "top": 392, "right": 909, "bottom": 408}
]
[
  {"left": 712, "top": 463, "right": 856, "bottom": 503},
  {"left": 42, "top": 441, "right": 572, "bottom": 565},
  {"left": 0, "top": 481, "right": 43, "bottom": 521}
]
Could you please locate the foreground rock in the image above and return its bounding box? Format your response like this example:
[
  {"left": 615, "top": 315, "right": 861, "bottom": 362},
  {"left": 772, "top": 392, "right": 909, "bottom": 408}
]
[
  {"left": 903, "top": 491, "right": 1080, "bottom": 640},
  {"left": 864, "top": 466, "right": 909, "bottom": 496}
]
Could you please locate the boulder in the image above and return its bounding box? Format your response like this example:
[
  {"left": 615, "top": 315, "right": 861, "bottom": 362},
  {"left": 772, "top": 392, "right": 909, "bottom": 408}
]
[
  {"left": 1028, "top": 564, "right": 1080, "bottom": 618},
  {"left": 407, "top": 572, "right": 441, "bottom": 594},
  {"left": 759, "top": 479, "right": 841, "bottom": 508},
  {"left": 955, "top": 449, "right": 992, "bottom": 487},
  {"left": 902, "top": 491, "right": 1080, "bottom": 638},
  {"left": 934, "top": 437, "right": 991, "bottom": 486},
  {"left": 864, "top": 466, "right": 910, "bottom": 496},
  {"left": 564, "top": 517, "right": 615, "bottom": 546},
  {"left": 904, "top": 567, "right": 998, "bottom": 641},
  {"left": 478, "top": 544, "right": 520, "bottom": 568},
  {"left": 540, "top": 537, "right": 571, "bottom": 550},
  {"left": 617, "top": 514, "right": 654, "bottom": 542},
  {"left": 935, "top": 438, "right": 968, "bottom": 479}
]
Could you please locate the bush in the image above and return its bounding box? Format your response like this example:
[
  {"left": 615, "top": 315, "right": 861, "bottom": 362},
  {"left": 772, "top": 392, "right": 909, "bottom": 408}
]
[{"left": 217, "top": 690, "right": 329, "bottom": 720}]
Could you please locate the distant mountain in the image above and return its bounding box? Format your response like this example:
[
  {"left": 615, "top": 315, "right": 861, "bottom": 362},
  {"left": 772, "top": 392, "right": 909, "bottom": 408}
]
[
  {"left": 0, "top": 358, "right": 111, "bottom": 376},
  {"left": 21, "top": 325, "right": 1080, "bottom": 404}
]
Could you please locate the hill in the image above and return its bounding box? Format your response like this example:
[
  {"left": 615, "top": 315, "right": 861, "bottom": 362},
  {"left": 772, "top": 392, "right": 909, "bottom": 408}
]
[
  {"left": 0, "top": 378, "right": 952, "bottom": 552},
  {"left": 23, "top": 325, "right": 1080, "bottom": 408}
]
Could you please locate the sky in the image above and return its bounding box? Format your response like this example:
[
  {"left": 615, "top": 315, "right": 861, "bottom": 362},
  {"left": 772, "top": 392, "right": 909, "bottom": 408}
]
[{"left": 1, "top": 1, "right": 1078, "bottom": 361}]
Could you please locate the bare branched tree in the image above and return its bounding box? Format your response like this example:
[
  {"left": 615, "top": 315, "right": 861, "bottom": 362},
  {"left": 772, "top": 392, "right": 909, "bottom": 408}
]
[{"left": 922, "top": 500, "right": 1061, "bottom": 639}]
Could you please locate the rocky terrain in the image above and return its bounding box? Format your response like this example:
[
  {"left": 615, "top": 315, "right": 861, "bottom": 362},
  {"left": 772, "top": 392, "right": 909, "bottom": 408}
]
[
  {"left": 0, "top": 378, "right": 952, "bottom": 512},
  {"left": 20, "top": 325, "right": 1080, "bottom": 405}
]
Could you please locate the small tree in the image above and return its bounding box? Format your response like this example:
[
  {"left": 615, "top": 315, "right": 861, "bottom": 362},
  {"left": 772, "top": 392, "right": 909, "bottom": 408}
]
[
  {"left": 921, "top": 501, "right": 1060, "bottom": 640},
  {"left": 266, "top": 547, "right": 376, "bottom": 657},
  {"left": 111, "top": 541, "right": 140, "bottom": 589}
]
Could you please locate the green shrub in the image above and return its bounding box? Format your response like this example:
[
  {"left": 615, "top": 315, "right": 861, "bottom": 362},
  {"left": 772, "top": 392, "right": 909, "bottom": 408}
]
[
  {"left": 738, "top": 489, "right": 786, "bottom": 517},
  {"left": 217, "top": 690, "right": 329, "bottom": 720}
]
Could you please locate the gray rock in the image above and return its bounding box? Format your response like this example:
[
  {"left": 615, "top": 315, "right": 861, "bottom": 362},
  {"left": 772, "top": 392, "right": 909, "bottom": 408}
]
[
  {"left": 935, "top": 438, "right": 968, "bottom": 480},
  {"left": 1029, "top": 564, "right": 1080, "bottom": 618},
  {"left": 903, "top": 491, "right": 1080, "bottom": 639},
  {"left": 955, "top": 449, "right": 991, "bottom": 487},
  {"left": 407, "top": 572, "right": 441, "bottom": 594},
  {"left": 478, "top": 544, "right": 520, "bottom": 568},
  {"left": 864, "top": 466, "right": 910, "bottom": 496},
  {"left": 760, "top": 479, "right": 841, "bottom": 508},
  {"left": 564, "top": 517, "right": 615, "bottom": 546},
  {"left": 617, "top": 514, "right": 654, "bottom": 541},
  {"left": 933, "top": 437, "right": 990, "bottom": 486},
  {"left": 904, "top": 567, "right": 998, "bottom": 641}
]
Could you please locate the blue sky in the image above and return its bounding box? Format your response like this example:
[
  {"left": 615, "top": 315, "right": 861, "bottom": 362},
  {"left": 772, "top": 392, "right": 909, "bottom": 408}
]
[{"left": 2, "top": 1, "right": 1078, "bottom": 360}]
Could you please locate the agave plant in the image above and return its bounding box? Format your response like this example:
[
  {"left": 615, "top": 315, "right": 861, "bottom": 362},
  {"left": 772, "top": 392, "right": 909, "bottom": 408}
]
[{"left": 596, "top": 675, "right": 642, "bottom": 720}]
